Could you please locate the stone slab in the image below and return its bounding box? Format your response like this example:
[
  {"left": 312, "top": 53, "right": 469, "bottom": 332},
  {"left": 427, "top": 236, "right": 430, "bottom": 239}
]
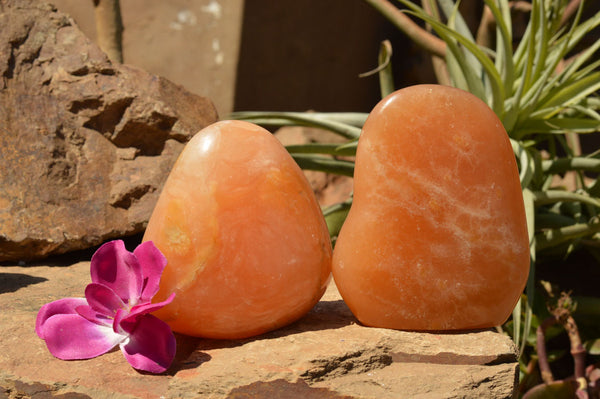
[{"left": 0, "top": 260, "right": 518, "bottom": 398}]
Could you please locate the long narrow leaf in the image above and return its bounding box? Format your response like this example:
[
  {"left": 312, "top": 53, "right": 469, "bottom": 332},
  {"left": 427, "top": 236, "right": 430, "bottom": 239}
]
[
  {"left": 286, "top": 143, "right": 357, "bottom": 157},
  {"left": 515, "top": 116, "right": 600, "bottom": 136},
  {"left": 556, "top": 35, "right": 600, "bottom": 86},
  {"left": 291, "top": 154, "right": 355, "bottom": 177},
  {"left": 519, "top": 188, "right": 536, "bottom": 357},
  {"left": 230, "top": 112, "right": 362, "bottom": 139},
  {"left": 542, "top": 157, "right": 600, "bottom": 174},
  {"left": 396, "top": 4, "right": 505, "bottom": 115},
  {"left": 518, "top": 0, "right": 540, "bottom": 96},
  {"left": 519, "top": 1, "right": 588, "bottom": 117},
  {"left": 512, "top": 139, "right": 536, "bottom": 189},
  {"left": 536, "top": 221, "right": 600, "bottom": 251},
  {"left": 438, "top": 0, "right": 483, "bottom": 81},
  {"left": 530, "top": 0, "right": 549, "bottom": 89},
  {"left": 378, "top": 40, "right": 396, "bottom": 98},
  {"left": 485, "top": 0, "right": 514, "bottom": 96},
  {"left": 231, "top": 111, "right": 369, "bottom": 127},
  {"left": 532, "top": 190, "right": 600, "bottom": 208},
  {"left": 533, "top": 72, "right": 600, "bottom": 118}
]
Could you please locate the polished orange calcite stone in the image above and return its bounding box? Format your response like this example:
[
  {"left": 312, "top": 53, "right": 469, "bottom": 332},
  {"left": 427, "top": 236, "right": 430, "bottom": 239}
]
[
  {"left": 144, "top": 120, "right": 332, "bottom": 339},
  {"left": 332, "top": 85, "right": 530, "bottom": 331}
]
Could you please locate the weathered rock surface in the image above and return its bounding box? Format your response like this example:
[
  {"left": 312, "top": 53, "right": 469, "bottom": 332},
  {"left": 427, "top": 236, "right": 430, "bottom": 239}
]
[
  {"left": 0, "top": 0, "right": 218, "bottom": 261},
  {"left": 0, "top": 256, "right": 518, "bottom": 398}
]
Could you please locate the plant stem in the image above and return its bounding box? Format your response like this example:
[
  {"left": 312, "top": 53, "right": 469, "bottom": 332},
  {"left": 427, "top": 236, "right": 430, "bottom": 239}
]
[
  {"left": 92, "top": 0, "right": 124, "bottom": 63},
  {"left": 364, "top": 0, "right": 446, "bottom": 58},
  {"left": 421, "top": 0, "right": 450, "bottom": 85},
  {"left": 563, "top": 314, "right": 587, "bottom": 383},
  {"left": 518, "top": 358, "right": 539, "bottom": 396},
  {"left": 537, "top": 317, "right": 557, "bottom": 384},
  {"left": 475, "top": 4, "right": 495, "bottom": 49},
  {"left": 560, "top": 0, "right": 583, "bottom": 27},
  {"left": 477, "top": 2, "right": 532, "bottom": 48}
]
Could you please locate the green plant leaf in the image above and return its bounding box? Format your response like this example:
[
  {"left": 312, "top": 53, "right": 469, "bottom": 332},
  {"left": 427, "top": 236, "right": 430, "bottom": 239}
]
[
  {"left": 438, "top": 0, "right": 483, "bottom": 85},
  {"left": 285, "top": 143, "right": 357, "bottom": 157},
  {"left": 378, "top": 40, "right": 395, "bottom": 98},
  {"left": 230, "top": 111, "right": 363, "bottom": 139},
  {"left": 290, "top": 154, "right": 355, "bottom": 177},
  {"left": 396, "top": 1, "right": 505, "bottom": 114},
  {"left": 542, "top": 157, "right": 600, "bottom": 174},
  {"left": 515, "top": 117, "right": 600, "bottom": 136},
  {"left": 533, "top": 72, "right": 600, "bottom": 119},
  {"left": 532, "top": 190, "right": 600, "bottom": 208},
  {"left": 323, "top": 200, "right": 353, "bottom": 239},
  {"left": 484, "top": 0, "right": 514, "bottom": 96},
  {"left": 512, "top": 139, "right": 536, "bottom": 189},
  {"left": 335, "top": 139, "right": 359, "bottom": 155},
  {"left": 584, "top": 338, "right": 600, "bottom": 355},
  {"left": 536, "top": 220, "right": 600, "bottom": 251}
]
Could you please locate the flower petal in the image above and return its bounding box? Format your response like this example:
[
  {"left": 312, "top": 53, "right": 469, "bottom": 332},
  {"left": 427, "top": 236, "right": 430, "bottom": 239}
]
[
  {"left": 127, "top": 292, "right": 176, "bottom": 323},
  {"left": 36, "top": 298, "right": 88, "bottom": 339},
  {"left": 115, "top": 293, "right": 176, "bottom": 335},
  {"left": 41, "top": 313, "right": 125, "bottom": 360},
  {"left": 114, "top": 293, "right": 175, "bottom": 336},
  {"left": 133, "top": 241, "right": 168, "bottom": 302},
  {"left": 120, "top": 314, "right": 176, "bottom": 373},
  {"left": 85, "top": 283, "right": 126, "bottom": 317},
  {"left": 75, "top": 304, "right": 113, "bottom": 327},
  {"left": 114, "top": 308, "right": 136, "bottom": 335},
  {"left": 90, "top": 240, "right": 143, "bottom": 304}
]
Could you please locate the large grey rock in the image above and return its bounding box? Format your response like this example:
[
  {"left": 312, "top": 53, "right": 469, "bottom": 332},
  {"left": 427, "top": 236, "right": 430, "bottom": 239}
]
[
  {"left": 0, "top": 259, "right": 518, "bottom": 398},
  {"left": 0, "top": 0, "right": 218, "bottom": 261}
]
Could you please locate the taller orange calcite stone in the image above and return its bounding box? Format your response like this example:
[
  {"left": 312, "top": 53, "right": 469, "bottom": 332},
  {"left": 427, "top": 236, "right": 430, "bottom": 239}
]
[
  {"left": 332, "top": 85, "right": 530, "bottom": 331},
  {"left": 144, "top": 120, "right": 332, "bottom": 339}
]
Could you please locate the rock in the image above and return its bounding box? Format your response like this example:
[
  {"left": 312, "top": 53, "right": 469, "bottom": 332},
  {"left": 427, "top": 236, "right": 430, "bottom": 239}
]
[
  {"left": 0, "top": 255, "right": 518, "bottom": 399},
  {"left": 0, "top": 0, "right": 218, "bottom": 262}
]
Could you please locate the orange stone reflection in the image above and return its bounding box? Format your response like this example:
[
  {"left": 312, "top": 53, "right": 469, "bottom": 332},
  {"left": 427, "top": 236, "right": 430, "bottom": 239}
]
[
  {"left": 144, "top": 120, "right": 332, "bottom": 339},
  {"left": 332, "top": 85, "right": 530, "bottom": 331}
]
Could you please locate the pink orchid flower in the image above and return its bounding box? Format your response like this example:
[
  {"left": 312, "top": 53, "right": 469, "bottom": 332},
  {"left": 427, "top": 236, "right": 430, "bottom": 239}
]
[{"left": 35, "top": 240, "right": 176, "bottom": 373}]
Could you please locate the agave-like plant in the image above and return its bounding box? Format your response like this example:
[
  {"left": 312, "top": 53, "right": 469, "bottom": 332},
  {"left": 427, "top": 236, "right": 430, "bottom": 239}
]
[{"left": 231, "top": 0, "right": 600, "bottom": 393}]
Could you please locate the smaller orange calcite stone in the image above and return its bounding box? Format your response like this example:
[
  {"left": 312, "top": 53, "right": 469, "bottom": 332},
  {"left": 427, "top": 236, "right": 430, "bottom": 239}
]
[
  {"left": 144, "top": 120, "right": 332, "bottom": 339},
  {"left": 332, "top": 85, "right": 530, "bottom": 331}
]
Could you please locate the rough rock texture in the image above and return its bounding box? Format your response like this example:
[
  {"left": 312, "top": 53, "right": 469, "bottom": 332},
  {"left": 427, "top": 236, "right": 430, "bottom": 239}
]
[
  {"left": 0, "top": 257, "right": 519, "bottom": 399},
  {"left": 0, "top": 0, "right": 218, "bottom": 262}
]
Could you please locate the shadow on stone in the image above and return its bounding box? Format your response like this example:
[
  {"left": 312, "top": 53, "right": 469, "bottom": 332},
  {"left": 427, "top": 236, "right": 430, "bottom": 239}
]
[
  {"left": 164, "top": 291, "right": 358, "bottom": 376},
  {"left": 1, "top": 379, "right": 92, "bottom": 399},
  {"left": 226, "top": 378, "right": 353, "bottom": 399},
  {"left": 167, "top": 334, "right": 213, "bottom": 375},
  {"left": 0, "top": 233, "right": 145, "bottom": 268},
  {"left": 0, "top": 273, "right": 47, "bottom": 294},
  {"left": 171, "top": 297, "right": 358, "bottom": 365}
]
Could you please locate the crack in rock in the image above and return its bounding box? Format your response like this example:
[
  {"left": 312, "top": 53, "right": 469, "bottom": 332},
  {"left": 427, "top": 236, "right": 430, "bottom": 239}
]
[
  {"left": 390, "top": 351, "right": 514, "bottom": 366},
  {"left": 301, "top": 349, "right": 393, "bottom": 382}
]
